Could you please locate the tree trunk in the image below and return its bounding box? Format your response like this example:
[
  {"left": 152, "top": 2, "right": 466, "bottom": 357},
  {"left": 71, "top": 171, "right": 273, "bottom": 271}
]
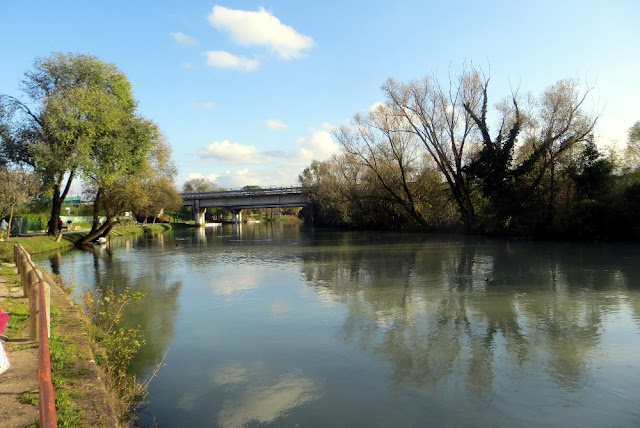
[
  {"left": 90, "top": 187, "right": 103, "bottom": 233},
  {"left": 48, "top": 182, "right": 62, "bottom": 235},
  {"left": 76, "top": 221, "right": 112, "bottom": 246},
  {"left": 47, "top": 170, "right": 75, "bottom": 235},
  {"left": 6, "top": 204, "right": 15, "bottom": 241}
]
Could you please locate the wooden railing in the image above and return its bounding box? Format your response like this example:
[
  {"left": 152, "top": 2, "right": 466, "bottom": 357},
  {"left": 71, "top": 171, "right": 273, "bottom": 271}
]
[{"left": 14, "top": 244, "right": 58, "bottom": 428}]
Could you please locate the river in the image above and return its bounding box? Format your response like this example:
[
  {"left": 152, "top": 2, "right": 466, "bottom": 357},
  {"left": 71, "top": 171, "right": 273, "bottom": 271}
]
[{"left": 35, "top": 223, "right": 640, "bottom": 427}]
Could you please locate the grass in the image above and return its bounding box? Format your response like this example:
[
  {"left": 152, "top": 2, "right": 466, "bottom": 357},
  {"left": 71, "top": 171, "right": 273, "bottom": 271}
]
[
  {"left": 47, "top": 306, "right": 85, "bottom": 427},
  {"left": 1, "top": 266, "right": 82, "bottom": 427},
  {"left": 0, "top": 223, "right": 173, "bottom": 262},
  {"left": 113, "top": 223, "right": 172, "bottom": 236},
  {"left": 1, "top": 224, "right": 173, "bottom": 426},
  {"left": 1, "top": 264, "right": 29, "bottom": 337},
  {"left": 0, "top": 235, "right": 77, "bottom": 262}
]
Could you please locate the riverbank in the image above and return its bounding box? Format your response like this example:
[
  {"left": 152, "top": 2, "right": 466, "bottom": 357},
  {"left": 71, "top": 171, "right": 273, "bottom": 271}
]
[
  {"left": 0, "top": 223, "right": 174, "bottom": 262},
  {"left": 0, "top": 223, "right": 174, "bottom": 426}
]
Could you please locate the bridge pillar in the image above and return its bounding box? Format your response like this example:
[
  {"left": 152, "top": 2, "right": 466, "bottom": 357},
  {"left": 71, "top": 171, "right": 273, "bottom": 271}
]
[
  {"left": 195, "top": 208, "right": 206, "bottom": 226},
  {"left": 231, "top": 209, "right": 242, "bottom": 223}
]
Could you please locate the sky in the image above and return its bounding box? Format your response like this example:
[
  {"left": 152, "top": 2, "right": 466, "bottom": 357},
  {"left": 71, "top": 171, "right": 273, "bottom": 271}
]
[{"left": 1, "top": 1, "right": 639, "bottom": 191}]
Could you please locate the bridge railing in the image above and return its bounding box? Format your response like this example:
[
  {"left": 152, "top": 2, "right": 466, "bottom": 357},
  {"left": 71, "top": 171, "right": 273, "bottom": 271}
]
[{"left": 181, "top": 186, "right": 305, "bottom": 200}]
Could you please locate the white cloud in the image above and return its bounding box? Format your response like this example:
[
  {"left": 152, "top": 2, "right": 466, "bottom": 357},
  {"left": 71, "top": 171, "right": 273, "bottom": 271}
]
[
  {"left": 185, "top": 172, "right": 220, "bottom": 182},
  {"left": 184, "top": 124, "right": 339, "bottom": 189},
  {"left": 207, "top": 6, "right": 314, "bottom": 60},
  {"left": 221, "top": 169, "right": 262, "bottom": 188},
  {"left": 197, "top": 140, "right": 262, "bottom": 163},
  {"left": 191, "top": 99, "right": 215, "bottom": 110},
  {"left": 203, "top": 50, "right": 260, "bottom": 71},
  {"left": 295, "top": 123, "right": 339, "bottom": 163},
  {"left": 170, "top": 31, "right": 198, "bottom": 46},
  {"left": 266, "top": 119, "right": 288, "bottom": 131}
]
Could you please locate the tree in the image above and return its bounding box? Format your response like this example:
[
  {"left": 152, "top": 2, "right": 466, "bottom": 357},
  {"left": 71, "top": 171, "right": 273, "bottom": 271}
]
[
  {"left": 625, "top": 121, "right": 640, "bottom": 166},
  {"left": 0, "top": 167, "right": 39, "bottom": 239},
  {"left": 77, "top": 124, "right": 181, "bottom": 244},
  {"left": 464, "top": 78, "right": 598, "bottom": 233},
  {"left": 0, "top": 52, "right": 137, "bottom": 235},
  {"left": 381, "top": 69, "right": 484, "bottom": 231},
  {"left": 182, "top": 177, "right": 217, "bottom": 193},
  {"left": 334, "top": 104, "right": 430, "bottom": 227}
]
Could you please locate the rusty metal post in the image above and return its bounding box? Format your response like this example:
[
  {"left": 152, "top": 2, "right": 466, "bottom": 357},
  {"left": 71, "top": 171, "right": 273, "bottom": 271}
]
[
  {"left": 13, "top": 244, "right": 58, "bottom": 427},
  {"left": 38, "top": 277, "right": 57, "bottom": 428}
]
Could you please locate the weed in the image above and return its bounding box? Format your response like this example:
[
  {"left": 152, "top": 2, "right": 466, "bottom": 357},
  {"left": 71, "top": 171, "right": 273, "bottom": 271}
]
[
  {"left": 83, "top": 286, "right": 154, "bottom": 425},
  {"left": 19, "top": 391, "right": 39, "bottom": 406},
  {"left": 54, "top": 392, "right": 83, "bottom": 428},
  {"left": 6, "top": 301, "right": 29, "bottom": 335}
]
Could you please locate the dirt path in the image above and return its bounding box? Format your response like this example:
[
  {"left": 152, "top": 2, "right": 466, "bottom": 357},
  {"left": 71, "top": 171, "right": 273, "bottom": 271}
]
[
  {"left": 0, "top": 264, "right": 119, "bottom": 427},
  {"left": 0, "top": 270, "right": 39, "bottom": 428}
]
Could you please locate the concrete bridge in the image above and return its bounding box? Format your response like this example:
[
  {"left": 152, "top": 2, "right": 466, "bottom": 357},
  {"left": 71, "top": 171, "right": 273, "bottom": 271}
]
[{"left": 182, "top": 186, "right": 310, "bottom": 225}]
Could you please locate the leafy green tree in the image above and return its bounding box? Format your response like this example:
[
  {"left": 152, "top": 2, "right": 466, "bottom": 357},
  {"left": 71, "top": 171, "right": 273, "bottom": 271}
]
[
  {"left": 78, "top": 124, "right": 180, "bottom": 243},
  {"left": 0, "top": 167, "right": 39, "bottom": 239},
  {"left": 0, "top": 52, "right": 137, "bottom": 234}
]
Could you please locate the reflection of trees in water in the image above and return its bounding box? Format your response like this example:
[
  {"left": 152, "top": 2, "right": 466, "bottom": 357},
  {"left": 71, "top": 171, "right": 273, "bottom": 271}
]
[
  {"left": 301, "top": 237, "right": 638, "bottom": 395},
  {"left": 45, "top": 232, "right": 182, "bottom": 377}
]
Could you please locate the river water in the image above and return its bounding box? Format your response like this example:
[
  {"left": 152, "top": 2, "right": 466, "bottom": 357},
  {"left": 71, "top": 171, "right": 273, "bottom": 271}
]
[{"left": 36, "top": 223, "right": 640, "bottom": 427}]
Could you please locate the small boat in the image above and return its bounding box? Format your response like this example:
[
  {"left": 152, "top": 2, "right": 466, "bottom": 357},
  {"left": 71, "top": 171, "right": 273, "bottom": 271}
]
[{"left": 204, "top": 222, "right": 222, "bottom": 227}]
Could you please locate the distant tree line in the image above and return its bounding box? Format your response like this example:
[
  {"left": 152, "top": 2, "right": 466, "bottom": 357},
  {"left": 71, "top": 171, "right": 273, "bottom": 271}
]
[
  {"left": 0, "top": 52, "right": 182, "bottom": 243},
  {"left": 300, "top": 67, "right": 640, "bottom": 240}
]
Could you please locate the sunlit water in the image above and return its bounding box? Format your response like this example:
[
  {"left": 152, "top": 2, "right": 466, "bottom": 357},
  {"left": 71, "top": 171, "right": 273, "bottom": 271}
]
[{"left": 36, "top": 223, "right": 640, "bottom": 427}]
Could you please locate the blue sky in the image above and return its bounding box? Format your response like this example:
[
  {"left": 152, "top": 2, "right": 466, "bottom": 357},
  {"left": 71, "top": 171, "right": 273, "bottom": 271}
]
[{"left": 1, "top": 1, "right": 638, "bottom": 190}]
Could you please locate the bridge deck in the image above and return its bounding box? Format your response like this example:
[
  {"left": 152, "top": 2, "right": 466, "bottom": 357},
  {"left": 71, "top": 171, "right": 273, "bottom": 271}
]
[{"left": 182, "top": 187, "right": 309, "bottom": 210}]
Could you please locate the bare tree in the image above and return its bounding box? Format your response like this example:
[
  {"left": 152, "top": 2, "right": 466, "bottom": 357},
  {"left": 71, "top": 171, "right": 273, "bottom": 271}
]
[
  {"left": 335, "top": 103, "right": 430, "bottom": 227},
  {"left": 382, "top": 69, "right": 484, "bottom": 231}
]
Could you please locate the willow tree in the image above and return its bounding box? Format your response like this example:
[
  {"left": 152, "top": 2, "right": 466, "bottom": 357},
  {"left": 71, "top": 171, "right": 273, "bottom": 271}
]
[
  {"left": 0, "top": 52, "right": 137, "bottom": 234},
  {"left": 335, "top": 104, "right": 430, "bottom": 227},
  {"left": 77, "top": 118, "right": 166, "bottom": 245},
  {"left": 381, "top": 70, "right": 484, "bottom": 231}
]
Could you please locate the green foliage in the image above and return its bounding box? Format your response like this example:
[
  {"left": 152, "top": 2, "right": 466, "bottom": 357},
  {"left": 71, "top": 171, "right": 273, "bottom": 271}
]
[
  {"left": 54, "top": 392, "right": 83, "bottom": 428},
  {"left": 1, "top": 52, "right": 175, "bottom": 237},
  {"left": 83, "top": 286, "right": 149, "bottom": 423},
  {"left": 19, "top": 391, "right": 38, "bottom": 406}
]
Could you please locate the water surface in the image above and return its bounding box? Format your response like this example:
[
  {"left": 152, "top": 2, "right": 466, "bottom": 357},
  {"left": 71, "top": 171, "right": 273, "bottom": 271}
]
[{"left": 37, "top": 224, "right": 640, "bottom": 427}]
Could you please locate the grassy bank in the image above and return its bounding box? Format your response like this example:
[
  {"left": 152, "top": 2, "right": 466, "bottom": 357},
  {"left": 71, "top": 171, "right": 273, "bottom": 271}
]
[
  {"left": 0, "top": 223, "right": 174, "bottom": 262},
  {"left": 0, "top": 223, "right": 175, "bottom": 425},
  {"left": 0, "top": 235, "right": 78, "bottom": 262}
]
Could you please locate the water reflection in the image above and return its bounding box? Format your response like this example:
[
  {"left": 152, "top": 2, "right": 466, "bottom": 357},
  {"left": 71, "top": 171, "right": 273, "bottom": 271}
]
[
  {"left": 43, "top": 231, "right": 183, "bottom": 375},
  {"left": 300, "top": 237, "right": 639, "bottom": 397},
  {"left": 34, "top": 227, "right": 640, "bottom": 426},
  {"left": 214, "top": 364, "right": 320, "bottom": 428}
]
